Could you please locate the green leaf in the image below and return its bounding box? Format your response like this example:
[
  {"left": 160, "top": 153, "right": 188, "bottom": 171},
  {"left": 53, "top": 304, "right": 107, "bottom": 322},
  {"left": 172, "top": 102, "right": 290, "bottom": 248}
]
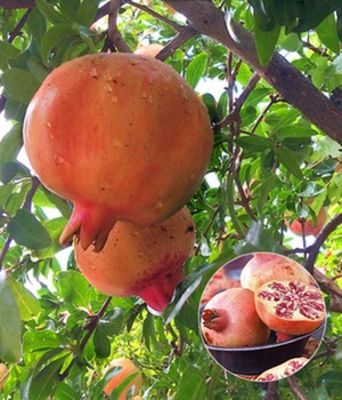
[
  {"left": 41, "top": 24, "right": 77, "bottom": 65},
  {"left": 76, "top": 0, "right": 99, "bottom": 26},
  {"left": 23, "top": 330, "right": 66, "bottom": 352},
  {"left": 57, "top": 271, "right": 89, "bottom": 307},
  {"left": 93, "top": 326, "right": 111, "bottom": 358},
  {"left": 257, "top": 174, "right": 277, "bottom": 213},
  {"left": 33, "top": 217, "right": 67, "bottom": 259},
  {"left": 2, "top": 68, "right": 40, "bottom": 104},
  {"left": 255, "top": 22, "right": 281, "bottom": 65},
  {"left": 36, "top": 0, "right": 66, "bottom": 24},
  {"left": 236, "top": 135, "right": 271, "bottom": 152},
  {"left": 7, "top": 209, "right": 52, "bottom": 250},
  {"left": 29, "top": 356, "right": 67, "bottom": 400},
  {"left": 26, "top": 55, "right": 49, "bottom": 82},
  {"left": 107, "top": 371, "right": 139, "bottom": 400},
  {"left": 175, "top": 366, "right": 206, "bottom": 400},
  {"left": 7, "top": 277, "right": 41, "bottom": 321},
  {"left": 0, "top": 41, "right": 20, "bottom": 59},
  {"left": 27, "top": 8, "right": 47, "bottom": 42},
  {"left": 0, "top": 271, "right": 22, "bottom": 362},
  {"left": 0, "top": 123, "right": 23, "bottom": 164},
  {"left": 316, "top": 14, "right": 340, "bottom": 54},
  {"left": 55, "top": 382, "right": 79, "bottom": 400},
  {"left": 185, "top": 53, "right": 208, "bottom": 88},
  {"left": 275, "top": 146, "right": 303, "bottom": 179}
]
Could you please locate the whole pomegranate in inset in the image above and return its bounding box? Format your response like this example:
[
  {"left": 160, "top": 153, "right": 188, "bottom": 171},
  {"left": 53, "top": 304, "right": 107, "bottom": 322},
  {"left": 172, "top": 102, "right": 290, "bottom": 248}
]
[
  {"left": 0, "top": 364, "right": 8, "bottom": 390},
  {"left": 240, "top": 253, "right": 314, "bottom": 292},
  {"left": 24, "top": 53, "right": 212, "bottom": 251},
  {"left": 255, "top": 280, "right": 325, "bottom": 335},
  {"left": 201, "top": 288, "right": 270, "bottom": 347},
  {"left": 104, "top": 358, "right": 142, "bottom": 399},
  {"left": 75, "top": 207, "right": 195, "bottom": 312},
  {"left": 256, "top": 357, "right": 309, "bottom": 382},
  {"left": 135, "top": 44, "right": 164, "bottom": 57},
  {"left": 288, "top": 207, "right": 327, "bottom": 237},
  {"left": 200, "top": 268, "right": 240, "bottom": 304}
]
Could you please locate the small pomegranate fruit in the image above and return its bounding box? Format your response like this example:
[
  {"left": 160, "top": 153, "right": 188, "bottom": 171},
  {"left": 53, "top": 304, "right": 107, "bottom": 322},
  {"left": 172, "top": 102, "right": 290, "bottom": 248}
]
[
  {"left": 255, "top": 280, "right": 325, "bottom": 335},
  {"left": 288, "top": 208, "right": 327, "bottom": 237},
  {"left": 104, "top": 358, "right": 142, "bottom": 399},
  {"left": 75, "top": 207, "right": 195, "bottom": 312},
  {"left": 0, "top": 364, "right": 8, "bottom": 390},
  {"left": 24, "top": 53, "right": 212, "bottom": 251},
  {"left": 256, "top": 357, "right": 309, "bottom": 382},
  {"left": 201, "top": 268, "right": 240, "bottom": 304},
  {"left": 135, "top": 44, "right": 164, "bottom": 57},
  {"left": 201, "top": 288, "right": 270, "bottom": 347},
  {"left": 240, "top": 253, "right": 314, "bottom": 292}
]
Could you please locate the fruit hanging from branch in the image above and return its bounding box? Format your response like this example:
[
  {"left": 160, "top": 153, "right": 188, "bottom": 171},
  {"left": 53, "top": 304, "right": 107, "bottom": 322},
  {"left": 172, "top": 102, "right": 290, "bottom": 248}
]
[
  {"left": 104, "top": 358, "right": 142, "bottom": 399},
  {"left": 255, "top": 280, "right": 325, "bottom": 335},
  {"left": 135, "top": 43, "right": 164, "bottom": 57},
  {"left": 75, "top": 207, "right": 195, "bottom": 312},
  {"left": 256, "top": 357, "right": 309, "bottom": 382},
  {"left": 240, "top": 253, "right": 315, "bottom": 292},
  {"left": 288, "top": 207, "right": 327, "bottom": 237},
  {"left": 201, "top": 288, "right": 270, "bottom": 347},
  {"left": 24, "top": 53, "right": 212, "bottom": 251}
]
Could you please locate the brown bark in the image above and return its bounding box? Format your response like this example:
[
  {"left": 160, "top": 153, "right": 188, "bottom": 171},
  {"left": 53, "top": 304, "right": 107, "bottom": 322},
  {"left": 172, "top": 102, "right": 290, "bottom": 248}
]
[
  {"left": 164, "top": 0, "right": 342, "bottom": 144},
  {"left": 0, "top": 0, "right": 35, "bottom": 8}
]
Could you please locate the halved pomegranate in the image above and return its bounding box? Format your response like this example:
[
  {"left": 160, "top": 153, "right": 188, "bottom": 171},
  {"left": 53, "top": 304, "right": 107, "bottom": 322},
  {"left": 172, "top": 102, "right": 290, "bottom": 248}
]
[
  {"left": 256, "top": 357, "right": 309, "bottom": 382},
  {"left": 201, "top": 288, "right": 270, "bottom": 347},
  {"left": 255, "top": 280, "right": 325, "bottom": 335}
]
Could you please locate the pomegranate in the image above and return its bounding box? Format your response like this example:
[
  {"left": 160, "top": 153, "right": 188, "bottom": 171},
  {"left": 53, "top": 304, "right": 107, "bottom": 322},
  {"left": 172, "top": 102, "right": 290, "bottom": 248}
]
[
  {"left": 0, "top": 364, "right": 8, "bottom": 390},
  {"left": 256, "top": 357, "right": 309, "bottom": 382},
  {"left": 288, "top": 207, "right": 327, "bottom": 237},
  {"left": 240, "top": 253, "right": 315, "bottom": 292},
  {"left": 276, "top": 332, "right": 294, "bottom": 343},
  {"left": 75, "top": 207, "right": 195, "bottom": 312},
  {"left": 255, "top": 280, "right": 325, "bottom": 335},
  {"left": 201, "top": 288, "right": 270, "bottom": 347},
  {"left": 135, "top": 44, "right": 164, "bottom": 57},
  {"left": 104, "top": 358, "right": 142, "bottom": 399},
  {"left": 24, "top": 53, "right": 212, "bottom": 251},
  {"left": 201, "top": 268, "right": 240, "bottom": 304}
]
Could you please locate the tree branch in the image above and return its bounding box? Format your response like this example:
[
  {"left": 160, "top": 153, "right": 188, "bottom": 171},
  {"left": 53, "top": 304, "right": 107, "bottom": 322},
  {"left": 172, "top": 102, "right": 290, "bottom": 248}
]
[
  {"left": 0, "top": 0, "right": 35, "bottom": 9},
  {"left": 287, "top": 376, "right": 308, "bottom": 400},
  {"left": 156, "top": 26, "right": 197, "bottom": 61},
  {"left": 264, "top": 382, "right": 280, "bottom": 400},
  {"left": 305, "top": 213, "right": 342, "bottom": 274},
  {"left": 108, "top": 0, "right": 131, "bottom": 52},
  {"left": 164, "top": 0, "right": 342, "bottom": 144}
]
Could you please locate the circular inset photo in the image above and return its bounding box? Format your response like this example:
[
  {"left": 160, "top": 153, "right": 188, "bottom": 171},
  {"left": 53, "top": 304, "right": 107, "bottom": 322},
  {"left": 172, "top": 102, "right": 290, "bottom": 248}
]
[{"left": 198, "top": 252, "right": 326, "bottom": 382}]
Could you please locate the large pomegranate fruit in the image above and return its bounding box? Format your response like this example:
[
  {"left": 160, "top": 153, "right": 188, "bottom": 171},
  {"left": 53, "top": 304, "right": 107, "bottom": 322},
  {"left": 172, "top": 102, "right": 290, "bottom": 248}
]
[
  {"left": 255, "top": 280, "right": 325, "bottom": 335},
  {"left": 201, "top": 288, "right": 270, "bottom": 347},
  {"left": 75, "top": 207, "right": 195, "bottom": 312},
  {"left": 24, "top": 53, "right": 212, "bottom": 251},
  {"left": 104, "top": 358, "right": 142, "bottom": 399},
  {"left": 240, "top": 253, "right": 314, "bottom": 292},
  {"left": 288, "top": 207, "right": 327, "bottom": 237},
  {"left": 256, "top": 357, "right": 309, "bottom": 382}
]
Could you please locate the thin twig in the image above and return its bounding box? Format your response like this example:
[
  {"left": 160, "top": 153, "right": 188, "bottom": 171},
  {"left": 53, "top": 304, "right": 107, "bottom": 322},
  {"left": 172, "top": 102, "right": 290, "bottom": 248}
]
[
  {"left": 8, "top": 8, "right": 33, "bottom": 42},
  {"left": 235, "top": 176, "right": 256, "bottom": 220},
  {"left": 264, "top": 382, "right": 280, "bottom": 400},
  {"left": 251, "top": 95, "right": 279, "bottom": 133},
  {"left": 287, "top": 376, "right": 307, "bottom": 400},
  {"left": 125, "top": 0, "right": 183, "bottom": 32},
  {"left": 305, "top": 213, "right": 342, "bottom": 274},
  {"left": 215, "top": 73, "right": 260, "bottom": 129},
  {"left": 108, "top": 0, "right": 131, "bottom": 52},
  {"left": 156, "top": 26, "right": 197, "bottom": 61}
]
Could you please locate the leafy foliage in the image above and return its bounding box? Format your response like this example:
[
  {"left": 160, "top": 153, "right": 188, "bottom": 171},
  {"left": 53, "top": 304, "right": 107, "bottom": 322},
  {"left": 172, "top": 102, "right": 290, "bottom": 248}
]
[{"left": 0, "top": 1, "right": 341, "bottom": 399}]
